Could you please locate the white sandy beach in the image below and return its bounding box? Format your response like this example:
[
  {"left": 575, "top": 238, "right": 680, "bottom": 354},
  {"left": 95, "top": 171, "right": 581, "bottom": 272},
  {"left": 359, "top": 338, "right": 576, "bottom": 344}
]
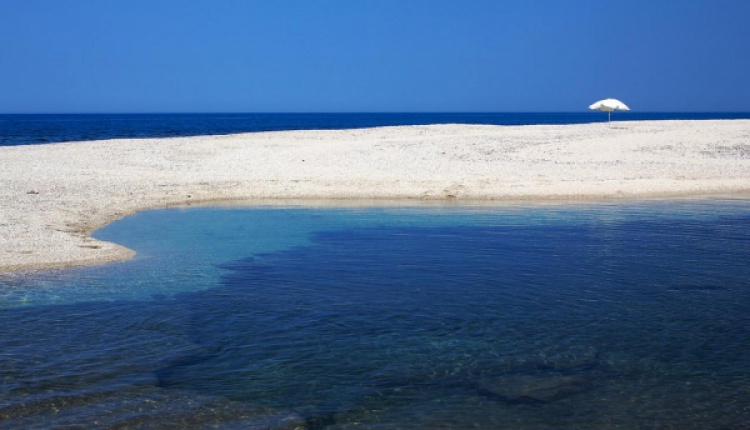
[{"left": 1, "top": 120, "right": 749, "bottom": 273}]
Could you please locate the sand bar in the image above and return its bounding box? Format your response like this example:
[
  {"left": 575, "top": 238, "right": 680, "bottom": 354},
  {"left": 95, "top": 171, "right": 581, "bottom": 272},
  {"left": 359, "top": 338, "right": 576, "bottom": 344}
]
[{"left": 1, "top": 120, "right": 749, "bottom": 273}]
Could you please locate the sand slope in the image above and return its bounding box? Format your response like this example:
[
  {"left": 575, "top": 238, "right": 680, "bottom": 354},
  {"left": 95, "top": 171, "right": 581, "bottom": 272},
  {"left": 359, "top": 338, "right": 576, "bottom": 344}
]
[{"left": 1, "top": 120, "right": 749, "bottom": 272}]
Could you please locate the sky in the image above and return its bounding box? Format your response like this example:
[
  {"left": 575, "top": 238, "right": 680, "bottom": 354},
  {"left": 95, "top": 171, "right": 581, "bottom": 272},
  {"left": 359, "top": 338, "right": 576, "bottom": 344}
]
[{"left": 1, "top": 0, "right": 749, "bottom": 113}]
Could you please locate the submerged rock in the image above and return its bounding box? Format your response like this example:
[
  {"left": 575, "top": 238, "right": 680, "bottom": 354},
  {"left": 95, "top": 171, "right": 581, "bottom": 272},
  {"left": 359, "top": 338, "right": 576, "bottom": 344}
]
[
  {"left": 478, "top": 374, "right": 591, "bottom": 404},
  {"left": 0, "top": 385, "right": 307, "bottom": 429}
]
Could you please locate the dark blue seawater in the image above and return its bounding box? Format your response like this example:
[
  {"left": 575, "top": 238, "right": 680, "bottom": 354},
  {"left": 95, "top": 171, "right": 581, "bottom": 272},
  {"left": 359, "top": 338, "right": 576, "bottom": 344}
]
[
  {"left": 1, "top": 201, "right": 750, "bottom": 429},
  {"left": 2, "top": 112, "right": 749, "bottom": 146}
]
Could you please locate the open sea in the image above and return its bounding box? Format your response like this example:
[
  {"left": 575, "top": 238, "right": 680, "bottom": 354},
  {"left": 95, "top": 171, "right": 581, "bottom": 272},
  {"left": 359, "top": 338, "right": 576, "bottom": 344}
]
[
  {"left": 2, "top": 113, "right": 750, "bottom": 429},
  {"left": 2, "top": 112, "right": 750, "bottom": 146}
]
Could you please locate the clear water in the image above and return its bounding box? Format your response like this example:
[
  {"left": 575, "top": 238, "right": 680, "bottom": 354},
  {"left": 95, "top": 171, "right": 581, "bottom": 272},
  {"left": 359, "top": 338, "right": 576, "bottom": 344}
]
[
  {"left": 2, "top": 200, "right": 750, "bottom": 429},
  {"left": 3, "top": 112, "right": 750, "bottom": 146}
]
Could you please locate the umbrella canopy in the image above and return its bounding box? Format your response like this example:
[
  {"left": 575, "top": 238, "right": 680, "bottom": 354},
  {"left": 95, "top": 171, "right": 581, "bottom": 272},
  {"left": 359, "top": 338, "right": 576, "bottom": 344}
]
[{"left": 589, "top": 98, "right": 630, "bottom": 121}]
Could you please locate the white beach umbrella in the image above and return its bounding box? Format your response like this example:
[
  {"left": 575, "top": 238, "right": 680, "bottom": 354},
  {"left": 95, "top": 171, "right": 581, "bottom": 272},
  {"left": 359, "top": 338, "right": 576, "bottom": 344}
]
[{"left": 589, "top": 98, "right": 630, "bottom": 122}]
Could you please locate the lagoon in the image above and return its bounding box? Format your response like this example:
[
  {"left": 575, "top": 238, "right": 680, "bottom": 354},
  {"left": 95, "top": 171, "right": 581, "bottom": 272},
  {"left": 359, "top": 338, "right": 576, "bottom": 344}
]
[{"left": 2, "top": 200, "right": 749, "bottom": 428}]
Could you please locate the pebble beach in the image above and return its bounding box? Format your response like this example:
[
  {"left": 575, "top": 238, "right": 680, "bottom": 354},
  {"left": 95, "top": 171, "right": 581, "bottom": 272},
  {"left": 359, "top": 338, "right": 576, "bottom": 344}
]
[{"left": 1, "top": 120, "right": 749, "bottom": 273}]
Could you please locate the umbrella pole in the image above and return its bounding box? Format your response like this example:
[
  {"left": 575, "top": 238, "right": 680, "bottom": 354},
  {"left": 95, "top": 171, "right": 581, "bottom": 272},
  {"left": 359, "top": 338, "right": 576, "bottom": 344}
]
[{"left": 608, "top": 111, "right": 611, "bottom": 122}]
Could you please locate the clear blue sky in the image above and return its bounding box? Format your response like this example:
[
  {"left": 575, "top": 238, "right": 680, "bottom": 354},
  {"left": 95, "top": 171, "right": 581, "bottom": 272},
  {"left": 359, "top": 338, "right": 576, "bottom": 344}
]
[{"left": 1, "top": 0, "right": 748, "bottom": 113}]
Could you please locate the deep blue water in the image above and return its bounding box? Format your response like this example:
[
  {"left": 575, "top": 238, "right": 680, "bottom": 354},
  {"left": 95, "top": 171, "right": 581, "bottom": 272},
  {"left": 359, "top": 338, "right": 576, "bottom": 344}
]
[
  {"left": 1, "top": 201, "right": 750, "bottom": 429},
  {"left": 2, "top": 112, "right": 749, "bottom": 146}
]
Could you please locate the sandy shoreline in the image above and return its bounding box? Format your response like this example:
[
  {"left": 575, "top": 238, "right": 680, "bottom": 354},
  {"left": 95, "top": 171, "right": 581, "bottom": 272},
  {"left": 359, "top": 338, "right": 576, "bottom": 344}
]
[{"left": 1, "top": 120, "right": 749, "bottom": 273}]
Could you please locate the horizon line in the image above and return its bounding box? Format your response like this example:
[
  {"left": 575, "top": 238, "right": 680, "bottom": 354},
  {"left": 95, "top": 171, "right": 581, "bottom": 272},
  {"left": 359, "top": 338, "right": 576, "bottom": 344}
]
[{"left": 2, "top": 110, "right": 750, "bottom": 116}]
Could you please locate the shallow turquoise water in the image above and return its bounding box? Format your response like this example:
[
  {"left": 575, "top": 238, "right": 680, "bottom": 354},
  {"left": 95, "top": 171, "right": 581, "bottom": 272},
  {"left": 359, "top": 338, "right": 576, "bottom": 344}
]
[{"left": 1, "top": 200, "right": 749, "bottom": 429}]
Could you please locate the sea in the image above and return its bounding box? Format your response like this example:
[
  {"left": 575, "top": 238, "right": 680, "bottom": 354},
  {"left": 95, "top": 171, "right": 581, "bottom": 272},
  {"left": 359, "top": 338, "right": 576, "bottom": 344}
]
[
  {"left": 1, "top": 113, "right": 750, "bottom": 429},
  {"left": 2, "top": 112, "right": 750, "bottom": 146}
]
